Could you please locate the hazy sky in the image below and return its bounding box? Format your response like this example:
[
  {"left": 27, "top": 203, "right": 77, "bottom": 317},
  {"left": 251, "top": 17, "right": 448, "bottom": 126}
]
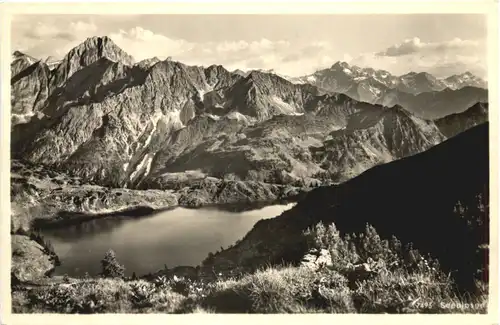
[{"left": 11, "top": 14, "right": 488, "bottom": 78}]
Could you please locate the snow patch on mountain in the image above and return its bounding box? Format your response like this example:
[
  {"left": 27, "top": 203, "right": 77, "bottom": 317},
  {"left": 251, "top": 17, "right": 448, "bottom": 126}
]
[
  {"left": 11, "top": 112, "right": 35, "bottom": 125},
  {"left": 142, "top": 112, "right": 163, "bottom": 149},
  {"left": 368, "top": 85, "right": 381, "bottom": 96},
  {"left": 270, "top": 96, "right": 301, "bottom": 115},
  {"left": 226, "top": 111, "right": 255, "bottom": 124},
  {"left": 227, "top": 111, "right": 248, "bottom": 121},
  {"left": 160, "top": 169, "right": 207, "bottom": 180},
  {"left": 161, "top": 109, "right": 185, "bottom": 130},
  {"left": 25, "top": 56, "right": 37, "bottom": 65},
  {"left": 206, "top": 114, "right": 221, "bottom": 121},
  {"left": 144, "top": 155, "right": 154, "bottom": 177},
  {"left": 130, "top": 154, "right": 150, "bottom": 181},
  {"left": 306, "top": 75, "right": 316, "bottom": 83},
  {"left": 197, "top": 85, "right": 214, "bottom": 101}
]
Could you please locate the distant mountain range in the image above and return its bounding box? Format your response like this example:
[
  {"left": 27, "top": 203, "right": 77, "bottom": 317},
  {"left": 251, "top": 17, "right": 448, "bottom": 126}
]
[
  {"left": 232, "top": 62, "right": 488, "bottom": 119},
  {"left": 289, "top": 62, "right": 487, "bottom": 118},
  {"left": 10, "top": 36, "right": 489, "bottom": 190},
  {"left": 293, "top": 61, "right": 487, "bottom": 92}
]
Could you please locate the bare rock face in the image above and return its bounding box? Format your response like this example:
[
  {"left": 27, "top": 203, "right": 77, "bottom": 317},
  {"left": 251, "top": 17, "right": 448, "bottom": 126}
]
[
  {"left": 300, "top": 248, "right": 333, "bottom": 271},
  {"left": 11, "top": 235, "right": 55, "bottom": 282},
  {"left": 135, "top": 57, "right": 161, "bottom": 69},
  {"left": 310, "top": 105, "right": 445, "bottom": 183},
  {"left": 49, "top": 36, "right": 135, "bottom": 90},
  {"left": 10, "top": 37, "right": 136, "bottom": 123},
  {"left": 11, "top": 61, "right": 51, "bottom": 120},
  {"left": 11, "top": 51, "right": 39, "bottom": 76},
  {"left": 224, "top": 71, "right": 314, "bottom": 120}
]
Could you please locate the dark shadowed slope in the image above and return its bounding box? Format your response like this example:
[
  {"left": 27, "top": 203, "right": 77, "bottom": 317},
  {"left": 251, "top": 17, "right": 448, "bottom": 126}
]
[{"left": 211, "top": 122, "right": 490, "bottom": 291}]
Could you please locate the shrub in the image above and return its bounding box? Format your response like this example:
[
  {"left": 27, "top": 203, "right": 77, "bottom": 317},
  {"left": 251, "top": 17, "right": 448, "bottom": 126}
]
[
  {"left": 100, "top": 249, "right": 125, "bottom": 279},
  {"left": 303, "top": 222, "right": 441, "bottom": 274},
  {"left": 303, "top": 222, "right": 359, "bottom": 270},
  {"left": 130, "top": 281, "right": 155, "bottom": 309},
  {"left": 351, "top": 266, "right": 487, "bottom": 313},
  {"left": 201, "top": 266, "right": 354, "bottom": 313},
  {"left": 302, "top": 221, "right": 487, "bottom": 313}
]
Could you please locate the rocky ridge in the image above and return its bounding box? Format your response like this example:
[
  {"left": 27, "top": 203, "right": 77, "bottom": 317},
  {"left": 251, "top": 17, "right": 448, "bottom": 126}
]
[
  {"left": 11, "top": 36, "right": 488, "bottom": 191},
  {"left": 436, "top": 102, "right": 488, "bottom": 138}
]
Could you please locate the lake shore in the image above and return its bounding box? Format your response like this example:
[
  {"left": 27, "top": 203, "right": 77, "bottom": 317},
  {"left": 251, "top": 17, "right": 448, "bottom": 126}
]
[
  {"left": 10, "top": 160, "right": 310, "bottom": 283},
  {"left": 11, "top": 160, "right": 310, "bottom": 232}
]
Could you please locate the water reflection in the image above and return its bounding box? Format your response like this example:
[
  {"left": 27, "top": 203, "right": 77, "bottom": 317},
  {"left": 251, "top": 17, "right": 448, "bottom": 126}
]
[{"left": 42, "top": 203, "right": 295, "bottom": 277}]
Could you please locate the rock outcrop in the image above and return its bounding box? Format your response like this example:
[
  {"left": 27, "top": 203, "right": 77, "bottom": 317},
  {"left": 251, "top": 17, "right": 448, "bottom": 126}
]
[
  {"left": 11, "top": 235, "right": 56, "bottom": 282},
  {"left": 300, "top": 248, "right": 334, "bottom": 271}
]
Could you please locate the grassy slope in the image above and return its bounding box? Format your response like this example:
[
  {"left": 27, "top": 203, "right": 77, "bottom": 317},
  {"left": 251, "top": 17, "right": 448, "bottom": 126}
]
[{"left": 12, "top": 222, "right": 488, "bottom": 314}]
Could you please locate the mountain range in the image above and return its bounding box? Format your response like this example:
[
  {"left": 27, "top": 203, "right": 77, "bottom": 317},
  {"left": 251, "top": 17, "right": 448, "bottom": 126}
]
[
  {"left": 290, "top": 62, "right": 487, "bottom": 119},
  {"left": 11, "top": 36, "right": 488, "bottom": 192}
]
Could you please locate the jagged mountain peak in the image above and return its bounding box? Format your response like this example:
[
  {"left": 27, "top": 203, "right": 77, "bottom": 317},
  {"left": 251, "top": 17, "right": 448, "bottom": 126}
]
[
  {"left": 68, "top": 35, "right": 134, "bottom": 65},
  {"left": 400, "top": 71, "right": 441, "bottom": 86},
  {"left": 331, "top": 61, "right": 350, "bottom": 69},
  {"left": 244, "top": 69, "right": 295, "bottom": 87},
  {"left": 410, "top": 71, "right": 436, "bottom": 79},
  {"left": 136, "top": 56, "right": 162, "bottom": 69},
  {"left": 443, "top": 72, "right": 487, "bottom": 89},
  {"left": 232, "top": 69, "right": 248, "bottom": 77},
  {"left": 205, "top": 64, "right": 229, "bottom": 74},
  {"left": 11, "top": 51, "right": 39, "bottom": 68},
  {"left": 12, "top": 50, "right": 31, "bottom": 58},
  {"left": 48, "top": 35, "right": 136, "bottom": 89}
]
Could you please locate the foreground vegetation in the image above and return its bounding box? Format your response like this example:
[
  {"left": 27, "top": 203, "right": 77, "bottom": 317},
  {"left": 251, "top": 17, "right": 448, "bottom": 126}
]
[{"left": 12, "top": 222, "right": 488, "bottom": 314}]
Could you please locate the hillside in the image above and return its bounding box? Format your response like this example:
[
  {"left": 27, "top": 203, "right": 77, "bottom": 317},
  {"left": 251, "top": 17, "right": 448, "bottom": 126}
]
[{"left": 207, "top": 122, "right": 490, "bottom": 291}]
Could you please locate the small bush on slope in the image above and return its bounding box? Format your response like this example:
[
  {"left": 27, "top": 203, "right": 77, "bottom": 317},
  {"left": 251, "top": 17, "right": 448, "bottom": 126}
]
[
  {"left": 200, "top": 266, "right": 354, "bottom": 313},
  {"left": 14, "top": 278, "right": 186, "bottom": 314},
  {"left": 302, "top": 222, "right": 488, "bottom": 313},
  {"left": 100, "top": 249, "right": 125, "bottom": 279}
]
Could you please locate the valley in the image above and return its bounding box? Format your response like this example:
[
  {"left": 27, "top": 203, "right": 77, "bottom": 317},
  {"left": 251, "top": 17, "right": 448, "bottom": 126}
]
[{"left": 9, "top": 35, "right": 490, "bottom": 314}]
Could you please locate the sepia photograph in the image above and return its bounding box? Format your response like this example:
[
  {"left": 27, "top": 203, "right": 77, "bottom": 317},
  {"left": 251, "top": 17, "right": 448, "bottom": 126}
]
[{"left": 1, "top": 2, "right": 497, "bottom": 321}]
